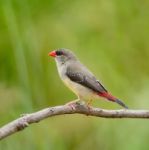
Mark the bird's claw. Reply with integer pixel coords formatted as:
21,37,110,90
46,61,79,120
86,105,93,111
65,102,77,110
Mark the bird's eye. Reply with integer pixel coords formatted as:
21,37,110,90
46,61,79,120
56,50,63,56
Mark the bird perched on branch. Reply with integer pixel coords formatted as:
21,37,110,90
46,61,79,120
49,48,128,109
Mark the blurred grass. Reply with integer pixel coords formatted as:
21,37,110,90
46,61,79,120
0,0,149,149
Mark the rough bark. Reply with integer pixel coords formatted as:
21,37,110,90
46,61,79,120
0,104,149,140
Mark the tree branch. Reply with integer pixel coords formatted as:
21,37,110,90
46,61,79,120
0,104,149,140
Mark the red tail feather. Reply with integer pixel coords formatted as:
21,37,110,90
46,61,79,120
98,92,128,109
98,92,116,101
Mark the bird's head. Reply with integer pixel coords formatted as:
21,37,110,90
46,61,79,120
49,48,77,64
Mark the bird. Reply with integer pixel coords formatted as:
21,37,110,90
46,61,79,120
48,48,128,109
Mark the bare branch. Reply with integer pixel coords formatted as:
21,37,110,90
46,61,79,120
0,104,149,140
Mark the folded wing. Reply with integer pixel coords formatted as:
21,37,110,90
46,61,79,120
66,63,107,93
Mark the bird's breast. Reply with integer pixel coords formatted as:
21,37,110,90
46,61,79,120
63,77,98,100
55,61,98,100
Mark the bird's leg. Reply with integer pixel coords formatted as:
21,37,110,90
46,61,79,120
65,99,82,110
86,99,93,110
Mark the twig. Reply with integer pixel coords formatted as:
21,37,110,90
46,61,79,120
0,104,149,140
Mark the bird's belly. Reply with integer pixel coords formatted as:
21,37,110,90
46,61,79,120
63,78,98,100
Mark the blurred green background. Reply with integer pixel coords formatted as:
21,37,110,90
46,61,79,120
0,0,149,149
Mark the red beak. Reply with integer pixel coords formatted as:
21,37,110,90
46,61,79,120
48,51,56,57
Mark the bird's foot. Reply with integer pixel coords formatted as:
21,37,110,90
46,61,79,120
65,101,78,110
67,103,76,110
65,100,84,110
86,105,92,111
86,99,93,111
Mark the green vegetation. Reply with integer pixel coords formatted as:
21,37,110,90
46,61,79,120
0,0,149,149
